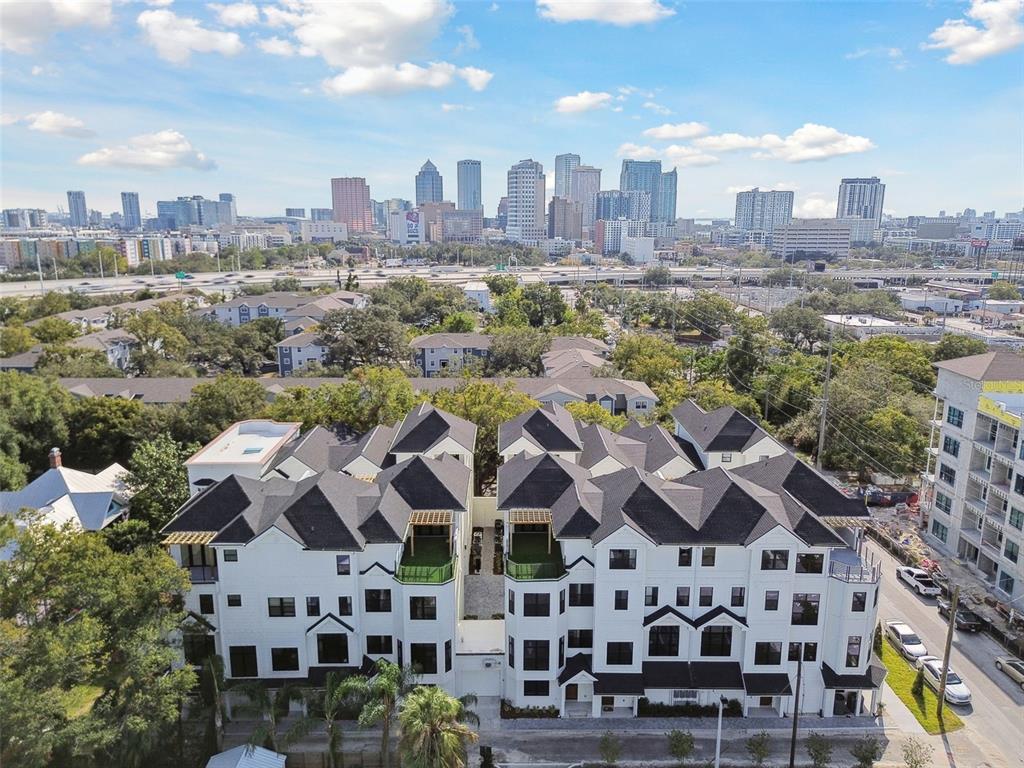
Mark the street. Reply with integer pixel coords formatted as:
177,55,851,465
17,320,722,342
866,539,1024,766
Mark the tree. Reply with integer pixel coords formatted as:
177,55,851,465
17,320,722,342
667,729,694,766
485,327,550,376
353,661,417,768
0,323,35,357
932,333,988,362
724,315,770,394
440,311,476,333
64,396,146,470
30,316,80,345
598,731,621,766
745,730,771,767
610,333,689,389
35,346,124,378
839,336,935,393
233,681,310,753
307,671,367,768
849,735,883,768
769,304,828,352
123,434,198,536
911,668,925,697
0,371,72,484
397,686,478,768
644,265,672,286
565,401,627,431
806,732,833,768
901,736,934,768
987,280,1020,300
320,306,411,372
873,622,883,655
519,283,569,327
482,274,518,296
183,375,268,444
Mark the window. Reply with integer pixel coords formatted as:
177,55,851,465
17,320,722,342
365,589,391,612
791,593,820,625
939,463,956,486
754,642,782,665
199,594,215,615
568,629,593,648
730,587,745,607
935,492,953,515
524,680,549,697
560,589,566,614
678,547,693,566
606,642,633,665
851,592,867,612
673,689,698,703
761,549,789,570
645,586,659,607
721,452,733,463
942,436,960,457
410,643,437,674
700,626,732,657
524,593,550,617
508,637,514,668
223,549,238,562
271,647,300,672
569,583,594,606
410,596,437,620
229,645,258,677
648,626,680,657
764,590,779,611
1009,508,1024,530
946,406,963,428
397,640,402,667
445,640,452,673
338,596,352,616
336,555,351,575
305,596,320,616
931,520,949,544
614,589,629,610
998,571,1016,594
315,634,347,664
226,593,243,608
508,590,514,615
699,586,713,607
676,586,690,607
268,597,295,617
1016,475,1024,496
523,640,550,671
845,636,862,668
803,642,817,662
788,642,801,662
367,635,393,655
609,549,637,569
183,633,215,666
559,637,565,667
701,547,716,566
1005,540,1020,563
796,553,824,574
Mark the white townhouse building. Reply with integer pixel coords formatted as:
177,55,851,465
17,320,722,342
672,401,788,469
922,352,1024,603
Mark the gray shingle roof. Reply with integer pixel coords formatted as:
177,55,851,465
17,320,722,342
498,403,583,453
390,403,476,455
409,332,492,350
671,400,773,453
619,420,697,477
934,351,1024,381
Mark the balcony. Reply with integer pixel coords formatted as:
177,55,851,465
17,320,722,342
506,531,565,580
829,549,879,584
186,565,218,584
395,536,456,584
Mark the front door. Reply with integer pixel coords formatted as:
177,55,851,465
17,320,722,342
759,696,773,707
566,684,578,701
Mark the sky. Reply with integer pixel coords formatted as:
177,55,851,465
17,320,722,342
1,0,1022,221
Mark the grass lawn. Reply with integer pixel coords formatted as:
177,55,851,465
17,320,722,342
880,639,963,735
507,532,564,580
397,536,454,583
63,684,103,719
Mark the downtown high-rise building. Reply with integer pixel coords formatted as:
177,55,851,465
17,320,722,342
554,153,580,200
67,190,88,228
836,177,885,227
121,192,142,230
457,159,482,212
331,177,373,232
734,188,794,232
285,208,306,218
658,168,678,223
619,159,661,222
218,193,237,225
569,165,601,235
506,159,546,244
548,196,582,241
415,160,444,206
311,208,333,221
595,190,651,222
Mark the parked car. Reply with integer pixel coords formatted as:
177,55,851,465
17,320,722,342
915,655,972,705
885,619,929,660
896,566,942,597
936,599,984,631
995,656,1024,690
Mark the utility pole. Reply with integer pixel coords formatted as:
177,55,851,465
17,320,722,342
816,326,834,471
936,585,960,720
788,655,802,768
714,695,726,768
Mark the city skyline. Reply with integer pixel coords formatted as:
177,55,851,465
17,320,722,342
1,0,1022,218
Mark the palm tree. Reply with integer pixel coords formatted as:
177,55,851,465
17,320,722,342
306,672,367,768
398,686,479,768
199,655,227,755
233,680,311,753
353,660,416,768
455,693,479,728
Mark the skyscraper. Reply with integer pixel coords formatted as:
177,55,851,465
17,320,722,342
658,168,677,223
285,208,306,218
218,193,237,225
506,159,546,244
457,159,482,212
67,190,88,228
548,196,582,241
121,192,142,230
311,208,333,222
619,159,662,222
595,190,650,222
836,177,885,227
734,188,794,232
569,165,601,234
415,160,443,206
554,153,581,199
331,177,373,232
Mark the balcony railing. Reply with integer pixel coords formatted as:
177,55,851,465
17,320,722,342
395,559,455,584
186,565,218,583
505,559,566,580
828,560,880,584
505,532,566,581
395,536,456,584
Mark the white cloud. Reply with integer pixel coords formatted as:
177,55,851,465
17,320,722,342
642,101,672,115
554,90,612,113
923,0,1024,64
726,182,799,194
794,195,837,218
454,24,479,54
258,36,297,56
617,142,718,166
23,111,94,138
845,45,907,69
1,0,113,53
537,0,674,26
322,62,492,96
31,65,43,76
208,2,260,27
694,123,875,163
725,185,758,195
78,129,216,170
442,103,473,112
612,106,624,112
489,2,499,10
0,113,19,126
643,121,709,140
137,9,244,65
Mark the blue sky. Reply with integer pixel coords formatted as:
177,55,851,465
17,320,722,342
1,0,1022,220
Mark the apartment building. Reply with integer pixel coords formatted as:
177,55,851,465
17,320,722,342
410,333,492,377
922,352,1024,603
202,290,367,327
275,332,329,375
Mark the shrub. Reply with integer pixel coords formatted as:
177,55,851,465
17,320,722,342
746,730,771,767
850,735,883,768
667,729,695,765
902,736,934,768
637,697,742,718
911,668,925,697
806,732,833,768
873,623,883,654
599,731,622,766
499,699,558,719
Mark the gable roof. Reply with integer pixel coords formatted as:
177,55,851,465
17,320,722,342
620,420,698,477
934,351,1024,381
730,452,869,519
268,425,347,477
578,422,646,472
409,332,491,350
498,403,582,453
548,336,609,355
206,745,286,768
671,400,774,453
0,463,130,531
274,331,326,349
390,402,476,455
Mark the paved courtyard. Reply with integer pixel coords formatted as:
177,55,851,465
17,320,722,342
464,526,503,618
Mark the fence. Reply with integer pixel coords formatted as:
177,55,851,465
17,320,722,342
284,749,383,768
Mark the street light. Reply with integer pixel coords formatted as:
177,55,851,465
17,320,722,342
714,695,728,767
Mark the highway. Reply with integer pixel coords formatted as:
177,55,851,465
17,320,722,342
0,264,1007,299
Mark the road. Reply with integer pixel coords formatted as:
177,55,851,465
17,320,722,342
866,539,1024,766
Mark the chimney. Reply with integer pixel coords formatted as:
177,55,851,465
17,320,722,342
49,447,62,468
